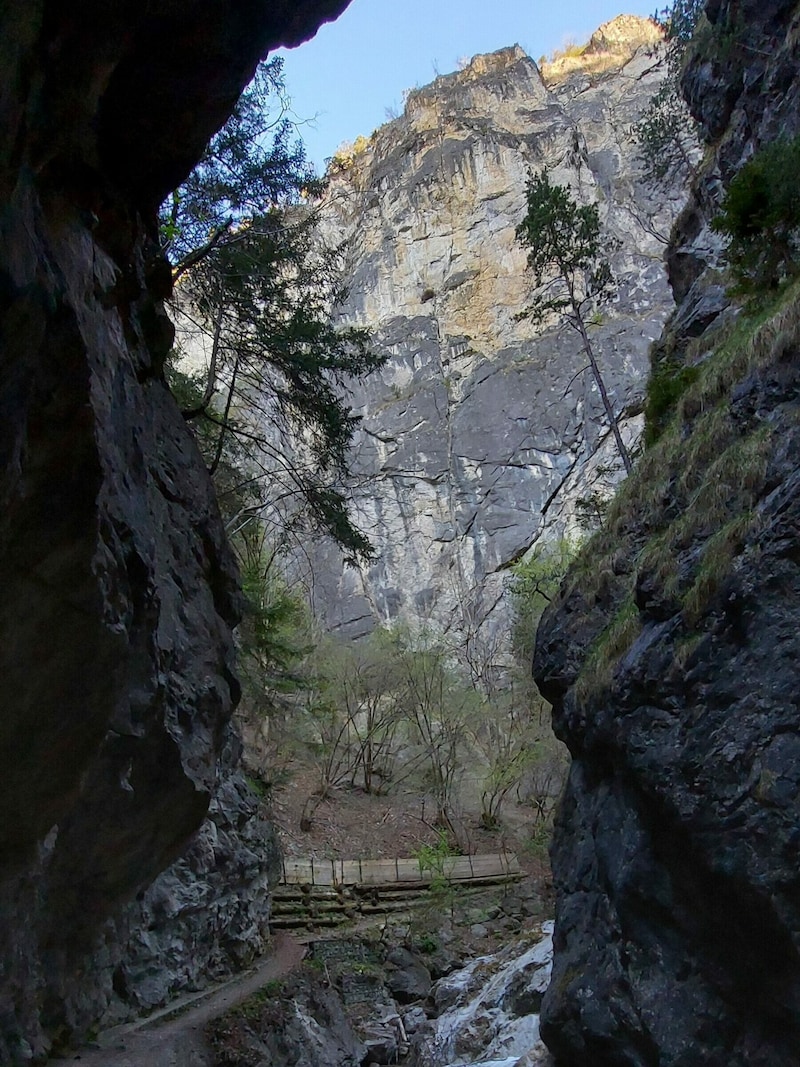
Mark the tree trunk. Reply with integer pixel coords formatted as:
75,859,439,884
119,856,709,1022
573,309,633,474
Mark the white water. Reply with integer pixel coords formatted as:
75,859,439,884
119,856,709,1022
414,922,554,1067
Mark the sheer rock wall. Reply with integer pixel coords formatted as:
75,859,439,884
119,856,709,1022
0,1,348,1059
535,3,800,1064
309,19,692,653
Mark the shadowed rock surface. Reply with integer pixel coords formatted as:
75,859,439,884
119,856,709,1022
535,2,800,1063
0,1,349,1059
106,738,282,1025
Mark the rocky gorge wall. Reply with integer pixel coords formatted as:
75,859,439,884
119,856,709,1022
535,2,800,1064
306,17,694,657
0,2,349,1060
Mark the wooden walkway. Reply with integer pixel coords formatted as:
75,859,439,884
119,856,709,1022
271,852,523,930
280,852,521,887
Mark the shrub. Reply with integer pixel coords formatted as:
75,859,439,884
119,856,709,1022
712,136,800,297
644,346,700,446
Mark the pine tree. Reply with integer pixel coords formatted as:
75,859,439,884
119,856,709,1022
635,0,704,187
516,172,632,474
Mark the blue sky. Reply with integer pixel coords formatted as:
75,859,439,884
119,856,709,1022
276,1,656,172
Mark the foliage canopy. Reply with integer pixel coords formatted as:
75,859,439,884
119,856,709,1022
635,0,702,188
161,57,384,562
509,539,578,665
161,60,322,272
653,0,706,46
515,172,615,321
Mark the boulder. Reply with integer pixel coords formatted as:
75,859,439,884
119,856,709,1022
384,947,433,1003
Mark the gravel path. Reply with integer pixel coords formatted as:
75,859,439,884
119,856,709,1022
63,933,306,1067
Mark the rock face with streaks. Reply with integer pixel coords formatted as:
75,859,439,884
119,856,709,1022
0,1,348,1059
534,2,800,1064
308,18,693,650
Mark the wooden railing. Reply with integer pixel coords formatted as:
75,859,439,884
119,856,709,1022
280,852,521,887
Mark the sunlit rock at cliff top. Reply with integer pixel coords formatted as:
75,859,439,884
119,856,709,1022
301,16,694,653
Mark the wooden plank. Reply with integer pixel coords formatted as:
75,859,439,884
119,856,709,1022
359,859,398,885
313,858,335,886
468,854,505,877
283,859,313,884
501,851,521,874
339,860,362,884
396,859,423,882
441,856,474,880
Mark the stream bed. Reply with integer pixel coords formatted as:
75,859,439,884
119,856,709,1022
410,922,554,1067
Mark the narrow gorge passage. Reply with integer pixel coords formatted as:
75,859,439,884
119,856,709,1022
5,2,800,1065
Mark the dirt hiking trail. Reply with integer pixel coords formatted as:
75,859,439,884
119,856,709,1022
61,932,306,1067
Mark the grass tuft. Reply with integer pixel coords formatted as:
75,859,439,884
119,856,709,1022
561,282,800,705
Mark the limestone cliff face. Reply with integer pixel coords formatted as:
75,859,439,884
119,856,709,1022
0,1,348,1059
309,18,692,653
535,3,800,1064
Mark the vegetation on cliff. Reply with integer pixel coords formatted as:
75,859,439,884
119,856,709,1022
712,134,800,298
635,0,703,187
535,0,800,1049
569,115,800,699
554,281,799,705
